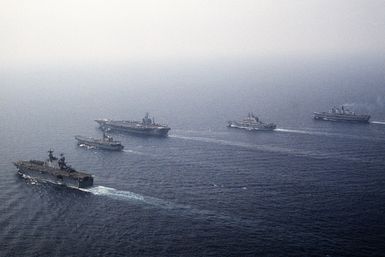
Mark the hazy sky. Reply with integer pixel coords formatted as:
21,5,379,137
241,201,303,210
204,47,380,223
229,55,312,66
0,0,384,67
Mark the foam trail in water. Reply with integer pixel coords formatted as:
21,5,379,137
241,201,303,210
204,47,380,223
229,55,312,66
275,128,374,140
123,149,146,155
123,149,159,158
80,186,145,201
82,186,192,211
80,186,183,209
253,127,378,141
80,185,248,226
371,121,385,125
171,135,256,149
170,134,380,164
275,128,328,136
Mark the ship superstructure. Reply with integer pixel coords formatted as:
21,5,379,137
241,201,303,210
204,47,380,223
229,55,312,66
95,113,170,137
75,133,124,151
313,106,370,123
14,150,94,188
227,113,276,131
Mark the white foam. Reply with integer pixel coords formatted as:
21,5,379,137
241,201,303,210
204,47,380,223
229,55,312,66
81,186,145,201
275,128,324,135
275,128,356,138
123,149,142,154
79,185,258,227
371,121,385,125
81,186,193,211
123,149,156,157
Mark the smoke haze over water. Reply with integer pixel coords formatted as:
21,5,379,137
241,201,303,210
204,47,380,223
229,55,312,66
1,56,384,129
0,0,384,68
1,0,383,121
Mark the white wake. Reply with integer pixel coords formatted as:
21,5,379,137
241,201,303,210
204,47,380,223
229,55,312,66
123,149,146,155
275,128,329,136
80,186,145,201
80,186,178,210
371,121,385,125
170,134,379,163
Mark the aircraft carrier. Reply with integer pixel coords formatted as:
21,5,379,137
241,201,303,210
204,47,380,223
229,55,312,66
313,106,370,123
95,113,170,137
14,150,94,188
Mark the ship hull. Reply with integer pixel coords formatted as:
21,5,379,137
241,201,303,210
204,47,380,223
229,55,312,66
96,120,170,137
14,162,93,188
75,136,124,151
227,122,276,131
313,112,370,123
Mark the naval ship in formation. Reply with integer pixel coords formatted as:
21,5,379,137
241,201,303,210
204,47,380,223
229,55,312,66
227,113,277,131
14,150,94,188
313,106,370,123
14,107,376,189
95,113,170,137
75,133,124,151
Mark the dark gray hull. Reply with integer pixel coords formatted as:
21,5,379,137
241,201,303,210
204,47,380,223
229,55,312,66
14,161,93,188
95,120,170,137
75,136,124,151
313,112,370,123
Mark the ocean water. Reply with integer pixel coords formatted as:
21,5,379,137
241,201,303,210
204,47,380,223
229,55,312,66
1,57,385,256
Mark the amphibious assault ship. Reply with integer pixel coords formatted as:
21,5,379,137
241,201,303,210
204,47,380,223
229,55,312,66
313,106,370,123
75,133,124,151
95,113,170,137
14,150,94,188
227,113,277,131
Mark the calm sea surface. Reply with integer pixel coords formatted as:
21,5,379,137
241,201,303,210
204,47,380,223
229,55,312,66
1,57,385,256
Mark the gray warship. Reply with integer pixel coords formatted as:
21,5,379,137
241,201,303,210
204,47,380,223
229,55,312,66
75,133,124,151
14,150,94,188
313,106,370,123
227,113,277,131
95,113,170,137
